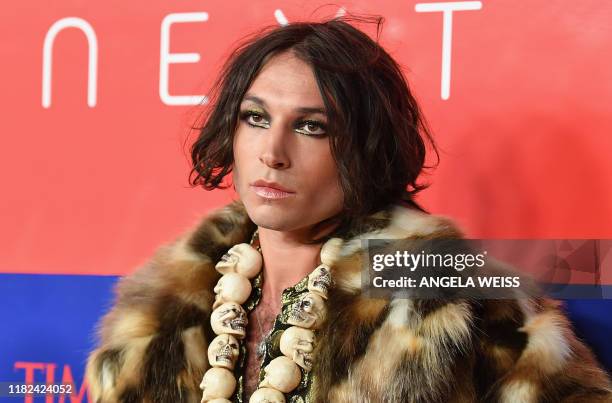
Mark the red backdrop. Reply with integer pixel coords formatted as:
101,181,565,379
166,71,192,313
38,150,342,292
2,0,611,276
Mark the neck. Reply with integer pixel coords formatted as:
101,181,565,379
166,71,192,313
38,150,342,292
256,226,325,312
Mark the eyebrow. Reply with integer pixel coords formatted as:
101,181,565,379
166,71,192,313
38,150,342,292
242,94,327,115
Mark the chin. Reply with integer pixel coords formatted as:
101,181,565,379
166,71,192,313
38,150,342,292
252,216,302,232
244,201,304,231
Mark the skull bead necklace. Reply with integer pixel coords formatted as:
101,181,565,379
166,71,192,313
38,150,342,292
199,230,335,403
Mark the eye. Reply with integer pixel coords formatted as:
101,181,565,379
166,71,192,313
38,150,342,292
296,120,327,137
240,110,270,129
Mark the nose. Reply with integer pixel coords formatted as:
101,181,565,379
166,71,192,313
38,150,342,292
259,122,291,169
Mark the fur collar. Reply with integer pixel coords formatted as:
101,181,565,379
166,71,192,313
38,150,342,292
179,200,464,295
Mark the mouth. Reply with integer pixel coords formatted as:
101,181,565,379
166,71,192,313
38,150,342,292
228,317,247,332
313,280,328,293
251,186,294,199
216,351,233,363
250,180,295,200
219,253,237,264
303,353,313,369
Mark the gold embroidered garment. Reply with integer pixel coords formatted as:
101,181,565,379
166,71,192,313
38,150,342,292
235,271,316,403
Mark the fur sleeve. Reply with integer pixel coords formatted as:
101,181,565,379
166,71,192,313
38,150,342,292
85,202,254,402
478,298,612,402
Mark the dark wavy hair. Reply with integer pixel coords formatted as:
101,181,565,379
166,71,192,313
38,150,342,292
189,15,438,234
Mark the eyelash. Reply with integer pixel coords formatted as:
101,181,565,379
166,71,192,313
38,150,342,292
239,110,327,137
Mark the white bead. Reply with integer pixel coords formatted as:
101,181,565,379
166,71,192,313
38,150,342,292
215,243,262,278
249,387,286,403
199,367,235,401
208,334,240,370
320,237,343,266
213,273,252,309
259,356,301,393
280,326,315,371
211,302,248,338
286,292,327,330
307,264,331,299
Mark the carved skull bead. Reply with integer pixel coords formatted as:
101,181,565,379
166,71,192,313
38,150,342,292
213,273,252,309
215,243,262,279
211,302,248,338
207,334,240,370
248,387,286,403
280,326,315,371
199,367,236,401
286,292,327,329
320,237,343,266
259,356,301,393
307,264,331,298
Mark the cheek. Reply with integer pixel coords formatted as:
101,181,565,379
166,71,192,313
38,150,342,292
232,130,250,192
304,146,343,202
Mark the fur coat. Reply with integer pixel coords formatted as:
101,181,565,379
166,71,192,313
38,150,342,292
86,201,611,402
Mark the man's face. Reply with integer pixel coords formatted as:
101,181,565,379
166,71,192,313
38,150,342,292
232,51,344,234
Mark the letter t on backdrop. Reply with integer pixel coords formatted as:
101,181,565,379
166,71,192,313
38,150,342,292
415,1,482,100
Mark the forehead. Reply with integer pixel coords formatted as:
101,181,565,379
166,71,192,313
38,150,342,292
245,51,324,107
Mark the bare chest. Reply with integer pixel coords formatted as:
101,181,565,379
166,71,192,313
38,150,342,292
243,304,278,399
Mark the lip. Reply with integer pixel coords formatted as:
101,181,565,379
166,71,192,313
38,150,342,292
250,180,295,200
252,180,294,193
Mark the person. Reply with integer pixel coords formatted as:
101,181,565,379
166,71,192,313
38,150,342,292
85,16,611,403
